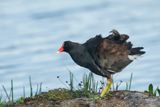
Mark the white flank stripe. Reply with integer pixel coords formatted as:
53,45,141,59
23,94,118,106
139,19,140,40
108,69,116,73
128,55,140,60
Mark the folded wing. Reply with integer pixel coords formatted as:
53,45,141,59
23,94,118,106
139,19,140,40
84,30,145,76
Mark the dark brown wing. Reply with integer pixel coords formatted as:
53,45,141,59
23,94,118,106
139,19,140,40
84,30,145,77
96,39,132,75
84,32,132,75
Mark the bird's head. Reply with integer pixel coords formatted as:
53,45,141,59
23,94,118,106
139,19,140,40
57,41,73,53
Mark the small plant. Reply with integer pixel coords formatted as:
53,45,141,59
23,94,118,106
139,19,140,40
56,71,99,97
144,84,160,96
78,72,98,95
74,72,99,98
112,73,133,91
57,71,99,96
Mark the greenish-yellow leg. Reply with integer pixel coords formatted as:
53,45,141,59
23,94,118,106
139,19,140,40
100,79,112,97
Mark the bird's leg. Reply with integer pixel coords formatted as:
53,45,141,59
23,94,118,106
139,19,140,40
100,77,112,97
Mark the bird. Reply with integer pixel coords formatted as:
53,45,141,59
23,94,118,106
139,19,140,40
57,29,145,97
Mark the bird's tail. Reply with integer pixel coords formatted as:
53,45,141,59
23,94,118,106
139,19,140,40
128,47,145,60
130,47,145,55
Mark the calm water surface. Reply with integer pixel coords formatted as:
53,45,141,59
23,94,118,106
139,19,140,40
0,0,160,99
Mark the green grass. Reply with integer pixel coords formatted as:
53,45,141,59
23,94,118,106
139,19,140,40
56,71,135,98
144,84,160,96
1,80,14,104
0,76,42,106
57,72,99,98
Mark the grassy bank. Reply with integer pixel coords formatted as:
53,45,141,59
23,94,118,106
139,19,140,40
0,72,159,107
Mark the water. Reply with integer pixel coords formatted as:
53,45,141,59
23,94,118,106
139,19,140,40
0,0,160,99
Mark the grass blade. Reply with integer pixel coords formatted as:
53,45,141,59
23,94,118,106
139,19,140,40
2,85,10,102
69,71,74,92
23,86,25,98
11,80,14,103
29,76,33,97
157,88,160,96
39,82,42,94
35,84,39,95
148,84,153,95
129,73,133,91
